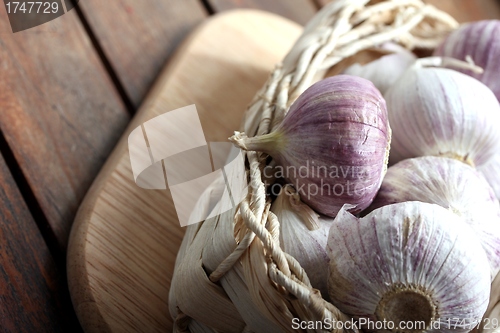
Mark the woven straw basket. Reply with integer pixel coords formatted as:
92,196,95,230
169,1,500,332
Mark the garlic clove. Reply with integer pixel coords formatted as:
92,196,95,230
231,75,392,217
327,202,491,332
479,152,500,202
385,58,500,167
271,184,330,299
343,42,416,94
369,156,500,280
434,20,500,102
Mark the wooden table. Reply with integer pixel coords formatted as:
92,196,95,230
1,0,499,331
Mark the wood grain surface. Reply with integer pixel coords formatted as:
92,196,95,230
0,153,80,333
67,10,302,332
76,0,207,108
425,0,500,22
316,0,500,22
0,9,130,253
206,0,318,24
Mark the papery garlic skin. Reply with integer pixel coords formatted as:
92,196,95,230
327,202,491,332
271,185,330,298
370,156,500,280
344,43,416,94
385,62,500,166
479,153,500,202
434,20,500,101
231,75,391,217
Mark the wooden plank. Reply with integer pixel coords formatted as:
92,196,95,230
0,153,81,332
76,0,207,108
425,0,500,22
0,9,130,252
67,10,302,332
315,0,500,22
207,0,318,25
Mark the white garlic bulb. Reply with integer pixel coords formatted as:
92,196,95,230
327,202,491,332
370,156,500,280
385,57,500,167
232,75,391,217
271,185,330,298
343,43,416,94
479,153,500,202
434,20,500,101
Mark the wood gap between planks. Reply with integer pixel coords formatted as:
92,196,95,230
66,0,136,115
310,0,325,10
0,130,65,267
199,0,216,15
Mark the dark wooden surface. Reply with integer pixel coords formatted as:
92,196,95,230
426,0,500,22
0,153,80,333
316,0,500,22
76,0,207,108
207,0,318,25
0,0,499,331
0,9,130,253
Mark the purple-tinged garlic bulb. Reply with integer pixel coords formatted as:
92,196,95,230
370,156,500,280
271,185,330,298
434,20,500,101
231,75,391,217
479,153,500,202
344,43,416,94
385,57,500,167
327,202,491,332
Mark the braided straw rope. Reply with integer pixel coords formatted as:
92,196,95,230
169,1,459,332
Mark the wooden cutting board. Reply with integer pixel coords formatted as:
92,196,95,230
67,10,302,333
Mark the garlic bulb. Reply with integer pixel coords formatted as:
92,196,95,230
231,75,391,217
271,184,330,298
479,153,500,201
344,43,416,94
327,202,491,332
434,20,500,101
385,57,500,167
370,156,500,280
